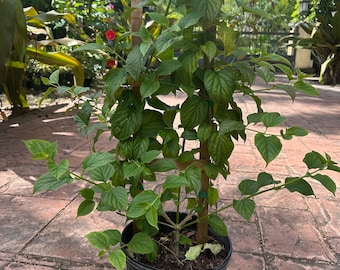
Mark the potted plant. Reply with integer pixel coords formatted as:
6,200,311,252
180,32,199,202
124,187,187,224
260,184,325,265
24,0,339,269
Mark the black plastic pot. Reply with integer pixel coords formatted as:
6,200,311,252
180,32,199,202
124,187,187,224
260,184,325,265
121,212,232,270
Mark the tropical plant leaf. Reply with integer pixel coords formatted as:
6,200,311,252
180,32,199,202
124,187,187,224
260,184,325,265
24,139,57,160
125,45,148,81
303,151,327,169
104,68,128,99
238,179,259,195
204,69,235,104
33,172,73,193
179,11,202,30
88,164,115,182
140,79,160,99
255,133,282,165
77,200,95,216
294,81,319,96
163,175,189,189
208,215,227,236
312,174,336,196
157,59,182,75
233,199,255,221
261,112,285,128
108,250,126,270
181,96,209,129
82,152,115,171
110,105,143,140
208,132,234,165
47,159,69,180
149,158,177,172
87,231,110,250
128,232,156,254
285,177,314,196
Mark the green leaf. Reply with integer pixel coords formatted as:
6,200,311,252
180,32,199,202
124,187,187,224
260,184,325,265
178,51,200,84
101,187,128,211
197,122,212,143
163,175,189,189
328,163,340,172
104,69,128,99
181,96,209,129
303,151,327,169
110,105,143,140
178,151,195,163
77,200,95,216
24,139,57,160
208,132,234,165
257,172,279,187
108,250,126,270
128,232,156,254
204,69,235,104
255,133,282,165
56,86,70,95
219,120,245,135
311,174,336,196
257,66,275,83
127,191,159,219
243,6,271,20
86,231,110,250
49,70,60,85
79,188,94,200
219,23,236,56
82,152,114,171
208,215,227,236
74,101,92,128
155,31,183,56
208,187,219,206
274,64,293,80
149,158,177,172
104,229,121,246
132,137,149,160
184,166,202,195
88,164,115,182
147,12,168,26
157,59,182,75
294,81,319,96
33,172,73,193
179,11,202,30
125,45,148,81
193,0,223,28
47,159,69,179
285,177,314,196
247,113,265,124
140,79,160,99
146,205,159,229
286,126,308,137
233,199,255,221
238,180,259,195
257,53,291,66
275,84,296,101
261,112,285,127
141,150,161,164
139,110,166,137
202,41,217,63
123,162,144,178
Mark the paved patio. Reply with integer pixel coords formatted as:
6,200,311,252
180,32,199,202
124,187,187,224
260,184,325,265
0,77,340,269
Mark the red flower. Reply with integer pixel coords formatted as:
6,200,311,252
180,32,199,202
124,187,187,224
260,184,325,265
107,59,117,68
105,29,116,41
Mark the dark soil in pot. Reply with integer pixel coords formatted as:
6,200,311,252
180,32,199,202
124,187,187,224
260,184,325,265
122,213,232,270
